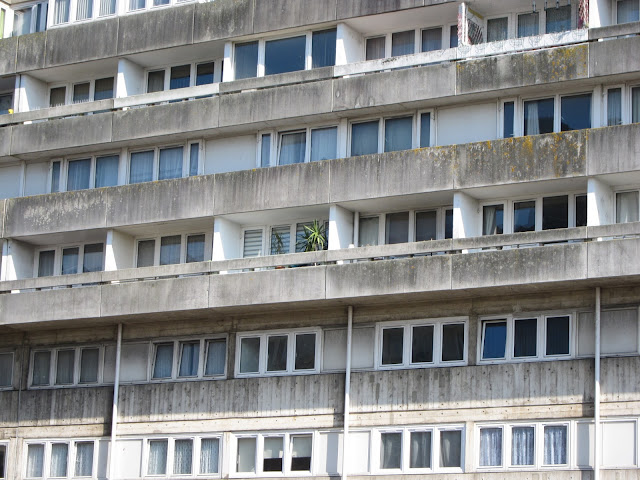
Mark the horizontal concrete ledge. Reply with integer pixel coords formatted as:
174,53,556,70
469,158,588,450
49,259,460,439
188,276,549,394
588,20,640,40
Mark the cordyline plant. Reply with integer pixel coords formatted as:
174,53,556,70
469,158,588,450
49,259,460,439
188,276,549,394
297,220,327,252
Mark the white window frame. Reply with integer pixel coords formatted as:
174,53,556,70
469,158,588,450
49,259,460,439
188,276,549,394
139,435,223,478
28,345,110,389
0,351,14,391
348,115,421,157
256,130,276,168
33,242,105,277
235,329,322,378
575,306,640,358
267,125,340,167
0,441,7,480
134,231,211,268
613,0,640,24
602,84,630,127
24,439,101,480
419,25,447,54
47,76,116,107
59,153,121,192
476,424,506,470
416,109,436,148
520,90,597,136
613,187,640,224
144,61,217,94
498,98,518,138
128,142,202,184
375,318,468,370
241,218,329,258
11,1,47,35
149,336,228,382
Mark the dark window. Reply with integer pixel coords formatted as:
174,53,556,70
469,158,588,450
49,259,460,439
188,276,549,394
607,88,622,126
561,94,591,131
38,250,55,277
440,431,462,467
95,155,119,188
411,325,434,363
380,432,402,469
51,161,61,193
518,12,540,37
170,65,191,90
487,17,509,42
67,158,91,191
196,62,215,86
294,334,315,370
442,323,464,361
524,98,554,135
61,247,79,275
449,25,458,47
147,70,164,93
575,195,587,227
422,27,442,52
160,235,180,265
235,41,258,80
366,37,385,60
351,121,379,156
265,36,306,76
409,432,431,468
50,86,66,107
384,116,413,153
261,134,271,168
391,30,415,57
385,212,409,244
73,82,90,103
94,77,114,100
546,316,570,355
267,335,287,372
136,240,155,268
186,234,205,263
542,195,568,230
83,243,104,273
514,201,536,233
382,328,404,365
0,444,5,479
503,101,515,138
546,5,572,33
416,211,437,241
445,209,453,239
514,318,537,357
483,205,504,235
482,321,507,359
312,29,336,68
420,112,431,147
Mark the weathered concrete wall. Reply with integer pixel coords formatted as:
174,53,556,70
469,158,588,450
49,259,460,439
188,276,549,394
587,124,640,175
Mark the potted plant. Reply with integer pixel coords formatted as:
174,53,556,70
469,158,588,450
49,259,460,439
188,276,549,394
297,220,327,253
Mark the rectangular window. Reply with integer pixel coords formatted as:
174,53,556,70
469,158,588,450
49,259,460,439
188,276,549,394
128,0,144,10
439,430,462,468
148,440,168,475
243,229,263,258
278,131,306,165
415,211,437,241
50,443,68,477
178,341,199,377
503,101,515,138
147,70,165,93
487,17,509,42
67,158,91,191
160,235,181,265
51,161,61,193
575,194,587,227
174,439,193,475
511,426,535,465
270,226,290,255
617,0,640,24
130,150,154,184
366,37,386,60
380,432,402,469
543,425,567,465
196,62,214,86
632,87,640,123
385,211,409,244
95,155,119,188
137,240,155,268
159,146,183,180
294,333,316,370
546,316,570,356
0,93,10,115
73,83,90,103
265,36,306,76
542,195,568,230
513,200,536,233
186,234,205,263
189,143,199,176
205,339,226,376
74,442,94,477
53,0,69,24
260,134,272,168
200,438,220,474
422,27,442,52
479,427,502,467
441,323,464,362
239,337,260,374
27,444,45,478
99,0,115,15
616,191,639,223
518,12,539,37
310,127,337,162
312,29,336,68
483,205,503,235
514,318,537,358
263,437,284,472
391,30,415,57
449,25,458,48
50,87,66,107
384,116,412,153
420,112,431,148
38,250,55,277
0,444,5,479
411,325,434,364
0,353,12,387
79,348,99,383
94,77,114,101
237,438,256,473
382,327,404,365
267,335,288,372
445,209,453,239
409,431,431,469
290,435,312,471
55,350,75,385
546,5,572,33
482,321,507,360
607,88,623,126
32,351,51,386
152,343,174,379
235,41,259,80
351,121,379,157
524,98,554,135
561,94,591,131
358,216,379,247
170,65,191,90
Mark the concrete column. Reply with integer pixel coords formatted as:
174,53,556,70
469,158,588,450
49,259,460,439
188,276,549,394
587,178,614,226
116,58,145,98
0,239,7,281
16,74,48,112
222,42,234,82
329,205,354,251
453,191,480,239
105,230,135,271
2,239,35,280
590,0,612,27
212,217,242,261
336,23,365,66
337,119,349,159
118,148,128,186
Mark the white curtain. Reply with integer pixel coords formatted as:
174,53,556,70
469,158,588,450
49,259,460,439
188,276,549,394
310,127,337,162
487,17,508,42
32,352,50,386
633,87,640,123
199,438,219,474
525,101,540,135
56,350,75,385
351,121,379,156
439,430,461,467
483,205,503,235
546,6,571,33
608,88,623,126
279,132,306,165
239,337,260,373
99,0,115,15
512,426,535,465
137,240,155,268
173,440,193,474
380,433,401,469
79,348,99,383
178,342,199,377
236,438,256,473
67,159,91,191
616,191,639,223
544,426,567,465
129,0,144,10
75,442,94,477
359,217,379,247
189,143,199,176
421,27,442,52
160,235,181,265
95,155,118,188
53,0,69,24
27,445,45,478
159,147,183,180
62,247,79,275
479,428,502,466
38,250,55,277
618,0,640,24
152,344,173,379
186,235,205,263
50,443,69,477
518,12,539,37
391,31,415,57
366,37,385,60
205,339,226,376
76,0,92,21
384,117,412,153
409,431,431,468
130,151,154,184
147,440,167,475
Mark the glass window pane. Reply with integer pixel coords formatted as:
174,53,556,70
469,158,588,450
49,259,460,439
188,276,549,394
514,201,536,233
312,28,336,68
159,146,183,180
170,64,190,90
608,88,623,126
311,127,338,162
442,323,464,362
546,5,572,33
243,229,263,258
38,250,55,277
83,243,103,273
518,12,540,37
366,36,385,60
524,98,554,135
94,77,114,100
128,0,144,11
382,327,403,365
261,134,271,168
440,430,462,468
173,439,193,475
236,438,256,473
147,70,164,93
391,30,415,57
189,143,199,176
270,226,290,255
352,121,379,156
279,131,306,165
419,112,431,148
561,94,591,131
544,425,567,465
358,216,379,247
137,240,155,267
409,431,431,468
617,0,639,23
196,62,214,86
50,443,68,478
79,348,99,383
75,442,94,477
546,316,570,355
263,437,284,472
483,205,504,235
416,211,437,241
27,444,45,477
482,321,507,359
575,194,587,227
205,339,226,376
449,25,458,48
616,191,639,223
295,333,316,370
200,438,220,474
239,337,260,373
480,428,502,466
148,440,168,475
422,27,442,52
380,432,402,469
95,155,119,188
487,17,508,42
50,86,66,107
235,41,258,80
291,435,312,471
384,116,412,153
267,335,288,372
160,235,181,265
130,150,154,184
32,351,51,386
178,341,199,377
543,195,568,230
61,247,79,275
504,101,515,138
445,209,453,239
152,343,173,379
52,161,61,193
73,82,90,103
0,353,12,387
411,325,434,363
385,211,409,244
13,9,33,37
265,36,306,75
512,426,535,465
633,87,640,123
67,158,91,191
186,234,205,263
514,318,537,357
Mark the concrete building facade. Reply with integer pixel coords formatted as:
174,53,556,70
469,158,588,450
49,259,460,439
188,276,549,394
0,0,640,478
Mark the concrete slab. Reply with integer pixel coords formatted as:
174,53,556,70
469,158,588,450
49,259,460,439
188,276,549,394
587,124,640,176
193,0,254,43
15,32,46,72
0,36,17,75
45,17,119,67
253,0,336,34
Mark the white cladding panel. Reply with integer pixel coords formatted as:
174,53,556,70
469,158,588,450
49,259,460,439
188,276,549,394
24,162,48,197
204,135,256,174
436,103,497,146
0,165,21,199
